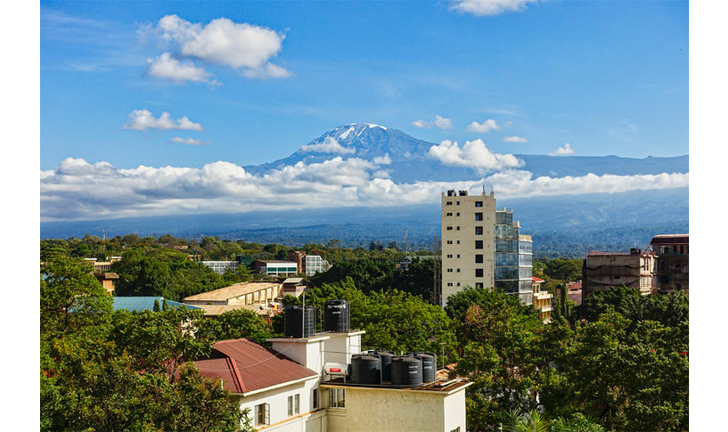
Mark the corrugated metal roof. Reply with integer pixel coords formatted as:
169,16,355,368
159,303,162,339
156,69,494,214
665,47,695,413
183,282,280,302
112,297,200,312
195,339,317,394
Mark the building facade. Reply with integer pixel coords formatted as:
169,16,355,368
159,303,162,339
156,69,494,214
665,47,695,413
252,260,299,277
440,189,496,306
650,234,689,294
201,260,239,275
583,249,658,297
183,281,281,307
531,277,553,323
493,210,533,304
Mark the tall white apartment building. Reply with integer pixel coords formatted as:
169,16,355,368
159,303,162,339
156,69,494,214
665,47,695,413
440,188,496,306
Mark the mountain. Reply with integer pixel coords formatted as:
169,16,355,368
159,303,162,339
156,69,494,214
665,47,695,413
245,123,688,182
41,123,689,256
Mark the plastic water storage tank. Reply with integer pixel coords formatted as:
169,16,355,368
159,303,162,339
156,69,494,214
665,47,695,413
372,350,395,382
284,305,315,338
391,355,423,387
413,352,437,383
324,300,350,332
350,354,382,385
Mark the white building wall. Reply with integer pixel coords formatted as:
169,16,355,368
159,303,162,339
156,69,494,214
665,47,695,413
237,376,324,431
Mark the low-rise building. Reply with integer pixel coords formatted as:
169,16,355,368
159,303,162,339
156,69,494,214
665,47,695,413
565,281,583,305
252,260,299,277
94,272,118,294
183,281,281,307
531,277,553,323
201,260,240,275
583,249,658,297
281,278,309,298
194,325,471,431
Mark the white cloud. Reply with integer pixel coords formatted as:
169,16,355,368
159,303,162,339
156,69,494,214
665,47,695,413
412,115,452,130
154,15,290,79
372,153,392,165
146,52,214,83
40,157,689,222
428,139,523,172
172,137,208,146
550,143,575,156
300,136,355,154
450,0,539,17
124,109,204,132
466,119,500,133
504,136,528,143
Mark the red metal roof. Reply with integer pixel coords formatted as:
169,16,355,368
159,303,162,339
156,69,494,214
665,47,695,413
532,277,545,283
195,338,317,394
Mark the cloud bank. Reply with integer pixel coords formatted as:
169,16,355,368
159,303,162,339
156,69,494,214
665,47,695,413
300,137,356,154
40,157,689,222
412,115,452,130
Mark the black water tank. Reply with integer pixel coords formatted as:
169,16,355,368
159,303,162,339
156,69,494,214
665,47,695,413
414,352,437,383
350,354,381,385
391,355,423,387
284,305,315,338
372,351,394,382
324,300,350,332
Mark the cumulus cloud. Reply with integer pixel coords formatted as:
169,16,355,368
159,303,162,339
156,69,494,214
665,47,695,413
372,153,392,165
152,14,290,79
466,119,500,133
504,136,528,143
412,115,452,130
172,137,208,146
300,136,356,154
124,109,203,132
40,157,689,222
146,52,215,83
550,143,575,156
450,0,539,16
428,139,523,172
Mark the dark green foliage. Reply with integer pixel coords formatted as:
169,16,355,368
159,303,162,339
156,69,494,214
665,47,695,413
40,257,253,431
578,285,689,328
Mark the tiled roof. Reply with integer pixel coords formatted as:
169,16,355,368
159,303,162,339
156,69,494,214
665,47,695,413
195,339,317,394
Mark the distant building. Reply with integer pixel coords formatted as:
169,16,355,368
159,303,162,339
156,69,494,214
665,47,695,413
201,260,239,275
440,188,497,306
281,277,309,298
532,277,553,323
252,260,299,277
183,281,281,308
565,281,583,305
304,255,330,276
583,249,658,297
650,234,689,295
494,209,533,304
94,272,118,294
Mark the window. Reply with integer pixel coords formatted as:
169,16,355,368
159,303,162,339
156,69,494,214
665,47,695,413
476,269,484,277
475,254,483,263
447,240,453,245
457,268,460,273
329,388,346,408
457,254,460,258
456,226,460,231
475,201,483,207
475,283,483,289
457,282,461,286
446,201,452,205
256,403,270,426
475,212,483,221
475,240,483,249
447,254,453,258
447,282,453,287
446,212,452,217
456,240,460,245
446,226,453,231
475,226,483,235
287,394,300,416
313,388,319,410
456,212,460,217
288,396,293,416
447,268,453,273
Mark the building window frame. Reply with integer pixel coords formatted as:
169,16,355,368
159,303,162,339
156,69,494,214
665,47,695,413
256,403,270,426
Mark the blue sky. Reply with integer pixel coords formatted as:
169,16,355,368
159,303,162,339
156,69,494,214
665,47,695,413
40,0,688,171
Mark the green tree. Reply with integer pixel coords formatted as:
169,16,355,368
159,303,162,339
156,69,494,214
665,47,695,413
200,308,273,345
112,249,172,297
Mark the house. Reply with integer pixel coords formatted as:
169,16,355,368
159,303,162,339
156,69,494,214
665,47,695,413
94,272,118,294
183,281,281,308
565,281,583,305
195,317,471,431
